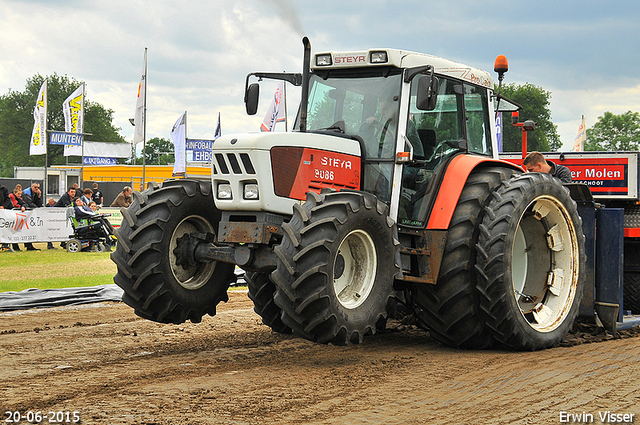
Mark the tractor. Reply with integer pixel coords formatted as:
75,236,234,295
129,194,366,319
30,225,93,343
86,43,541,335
112,38,589,350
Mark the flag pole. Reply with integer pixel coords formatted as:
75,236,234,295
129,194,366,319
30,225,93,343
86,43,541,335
183,111,187,176
43,79,48,197
283,79,288,132
142,48,147,189
80,82,86,187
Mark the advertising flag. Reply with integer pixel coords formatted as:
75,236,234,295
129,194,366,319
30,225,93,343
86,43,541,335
171,112,187,175
63,84,84,156
134,49,147,145
260,81,285,132
572,115,586,152
215,112,221,139
29,80,47,156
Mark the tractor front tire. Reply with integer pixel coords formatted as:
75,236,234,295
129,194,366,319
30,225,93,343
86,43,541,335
271,190,400,345
111,179,236,324
476,173,585,350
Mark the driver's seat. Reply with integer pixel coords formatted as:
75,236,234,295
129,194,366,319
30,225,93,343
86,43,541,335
417,129,436,158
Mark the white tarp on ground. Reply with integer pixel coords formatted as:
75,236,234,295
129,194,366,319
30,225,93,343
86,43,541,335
0,208,72,243
0,285,124,311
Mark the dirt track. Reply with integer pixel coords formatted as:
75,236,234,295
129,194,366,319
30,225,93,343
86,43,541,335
2,291,639,425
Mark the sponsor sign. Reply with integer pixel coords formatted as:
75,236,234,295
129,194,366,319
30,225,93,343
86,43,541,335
50,131,83,146
0,208,72,243
83,157,117,165
186,139,214,162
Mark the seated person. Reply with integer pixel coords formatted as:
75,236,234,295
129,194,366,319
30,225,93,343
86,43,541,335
74,198,97,225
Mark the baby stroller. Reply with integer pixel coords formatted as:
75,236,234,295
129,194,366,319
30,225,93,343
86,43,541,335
65,207,117,253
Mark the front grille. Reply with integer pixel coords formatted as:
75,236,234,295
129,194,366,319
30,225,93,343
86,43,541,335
213,153,256,175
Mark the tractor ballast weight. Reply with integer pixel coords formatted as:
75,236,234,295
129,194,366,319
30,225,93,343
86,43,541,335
112,37,633,351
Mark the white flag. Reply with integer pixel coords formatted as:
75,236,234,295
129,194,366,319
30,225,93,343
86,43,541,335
29,81,47,156
171,112,187,175
571,115,586,152
133,49,147,145
63,84,84,157
260,81,285,132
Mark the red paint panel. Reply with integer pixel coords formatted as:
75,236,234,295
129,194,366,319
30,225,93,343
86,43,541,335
271,147,361,200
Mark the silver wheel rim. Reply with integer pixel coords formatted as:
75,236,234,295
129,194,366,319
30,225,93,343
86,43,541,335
511,195,579,332
169,215,217,290
333,229,377,309
68,240,80,253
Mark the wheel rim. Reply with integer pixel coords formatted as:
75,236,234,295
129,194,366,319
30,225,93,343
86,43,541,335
68,240,80,253
510,195,579,332
169,215,217,290
333,229,377,309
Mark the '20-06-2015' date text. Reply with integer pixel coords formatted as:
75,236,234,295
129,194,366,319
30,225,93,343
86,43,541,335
5,411,80,423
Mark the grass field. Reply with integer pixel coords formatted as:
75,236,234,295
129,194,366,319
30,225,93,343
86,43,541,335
0,242,115,293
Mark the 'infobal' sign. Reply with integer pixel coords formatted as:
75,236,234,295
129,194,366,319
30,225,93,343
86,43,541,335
49,131,83,146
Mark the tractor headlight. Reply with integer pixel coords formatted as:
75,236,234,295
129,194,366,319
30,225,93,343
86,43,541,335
370,51,388,64
315,54,332,66
243,183,259,200
217,183,232,199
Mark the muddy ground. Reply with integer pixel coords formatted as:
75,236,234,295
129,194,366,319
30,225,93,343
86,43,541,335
1,291,639,425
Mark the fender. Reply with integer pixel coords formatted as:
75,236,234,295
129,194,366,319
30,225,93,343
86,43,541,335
426,155,524,230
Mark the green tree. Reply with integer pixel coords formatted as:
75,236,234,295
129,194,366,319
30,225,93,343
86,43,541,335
140,137,175,165
498,83,561,153
584,111,640,151
0,73,127,177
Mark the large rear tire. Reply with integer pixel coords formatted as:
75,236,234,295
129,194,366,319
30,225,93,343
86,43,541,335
271,190,401,345
411,167,514,349
111,179,236,324
246,272,291,334
476,173,585,350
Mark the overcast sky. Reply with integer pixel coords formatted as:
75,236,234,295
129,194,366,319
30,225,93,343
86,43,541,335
1,0,639,151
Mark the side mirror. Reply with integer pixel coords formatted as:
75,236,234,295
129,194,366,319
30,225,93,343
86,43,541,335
245,83,260,115
416,75,438,111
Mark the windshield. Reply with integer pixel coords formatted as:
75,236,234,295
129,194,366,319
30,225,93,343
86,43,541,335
302,69,403,159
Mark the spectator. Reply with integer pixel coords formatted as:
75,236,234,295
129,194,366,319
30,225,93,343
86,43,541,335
110,186,133,208
53,187,76,249
23,183,43,208
54,187,76,207
81,188,93,206
91,182,103,207
46,198,56,249
21,184,42,251
74,197,97,223
8,185,27,251
523,151,572,184
0,184,11,252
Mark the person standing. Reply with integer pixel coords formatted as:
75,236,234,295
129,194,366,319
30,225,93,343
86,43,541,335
8,184,27,251
523,151,572,183
23,183,43,208
54,187,76,207
46,197,56,249
0,184,12,252
110,186,133,208
21,184,43,251
81,188,93,206
92,182,103,207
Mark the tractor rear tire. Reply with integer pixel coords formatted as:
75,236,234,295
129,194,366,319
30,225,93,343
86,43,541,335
271,190,401,345
246,272,291,334
411,167,514,349
111,179,236,324
476,173,585,350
